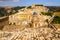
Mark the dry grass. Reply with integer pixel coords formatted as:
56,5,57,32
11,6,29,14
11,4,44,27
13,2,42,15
54,12,60,17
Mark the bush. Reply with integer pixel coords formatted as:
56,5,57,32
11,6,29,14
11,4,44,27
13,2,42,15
51,16,60,24
41,11,53,16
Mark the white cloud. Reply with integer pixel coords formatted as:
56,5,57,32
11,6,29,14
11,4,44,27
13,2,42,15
0,0,19,2
0,0,10,1
13,0,19,2
0,0,11,2
0,1,3,2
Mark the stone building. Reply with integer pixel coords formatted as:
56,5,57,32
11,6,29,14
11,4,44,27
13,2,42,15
9,4,51,28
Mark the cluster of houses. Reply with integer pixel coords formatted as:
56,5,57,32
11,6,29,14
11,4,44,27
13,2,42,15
9,4,52,28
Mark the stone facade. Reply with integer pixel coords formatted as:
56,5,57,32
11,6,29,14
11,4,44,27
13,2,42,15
9,4,51,27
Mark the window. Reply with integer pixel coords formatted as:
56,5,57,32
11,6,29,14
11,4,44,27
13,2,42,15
33,12,37,15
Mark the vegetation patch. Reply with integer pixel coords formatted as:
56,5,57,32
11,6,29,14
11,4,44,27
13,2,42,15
41,11,53,16
54,12,60,17
51,16,60,24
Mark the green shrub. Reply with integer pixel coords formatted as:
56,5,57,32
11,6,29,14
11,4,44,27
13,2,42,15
51,16,60,24
41,11,53,16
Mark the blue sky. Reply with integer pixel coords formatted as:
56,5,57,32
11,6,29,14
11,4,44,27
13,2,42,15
0,0,60,6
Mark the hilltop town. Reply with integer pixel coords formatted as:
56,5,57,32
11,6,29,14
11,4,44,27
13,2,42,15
0,4,60,40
